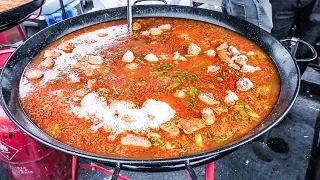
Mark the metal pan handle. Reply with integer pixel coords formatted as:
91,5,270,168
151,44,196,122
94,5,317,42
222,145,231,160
280,37,318,62
133,0,167,5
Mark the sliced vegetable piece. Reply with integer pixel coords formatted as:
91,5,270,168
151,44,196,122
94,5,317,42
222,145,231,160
151,136,164,147
195,134,203,147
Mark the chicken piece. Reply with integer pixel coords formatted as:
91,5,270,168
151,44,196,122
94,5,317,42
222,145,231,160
150,28,163,36
178,118,206,134
241,64,261,73
232,55,248,66
204,49,216,57
228,46,241,56
141,30,150,36
144,54,159,62
159,54,169,60
125,63,139,70
236,78,254,91
198,93,220,105
173,51,187,61
25,69,43,80
158,24,172,31
228,63,241,70
187,43,202,56
217,50,233,64
160,122,180,136
224,90,239,105
246,51,255,56
88,55,104,65
132,22,142,31
121,134,152,148
39,57,55,69
201,108,215,125
57,42,74,53
122,50,135,62
98,33,108,37
207,65,220,73
87,79,97,89
174,90,186,98
216,42,229,51
44,50,61,58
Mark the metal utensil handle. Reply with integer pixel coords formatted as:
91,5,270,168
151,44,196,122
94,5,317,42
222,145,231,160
185,160,198,180
133,0,168,5
280,37,318,62
127,0,133,32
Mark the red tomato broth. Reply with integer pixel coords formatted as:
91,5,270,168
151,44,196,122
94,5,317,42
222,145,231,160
19,18,280,158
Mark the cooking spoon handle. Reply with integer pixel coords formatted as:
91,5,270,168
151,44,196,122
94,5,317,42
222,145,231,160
127,0,133,32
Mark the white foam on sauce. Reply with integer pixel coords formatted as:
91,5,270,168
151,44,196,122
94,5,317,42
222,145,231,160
20,25,128,98
70,92,176,134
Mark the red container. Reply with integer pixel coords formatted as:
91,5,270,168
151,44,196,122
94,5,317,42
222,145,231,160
0,105,72,180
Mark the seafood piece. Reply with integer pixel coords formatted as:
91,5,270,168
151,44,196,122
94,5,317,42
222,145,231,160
25,69,43,80
187,43,202,55
198,93,220,105
121,134,152,148
201,108,215,125
122,50,135,62
160,122,180,136
178,118,206,134
236,78,254,91
144,54,159,62
224,90,239,105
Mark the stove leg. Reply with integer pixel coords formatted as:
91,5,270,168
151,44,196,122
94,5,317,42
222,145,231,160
205,162,215,180
71,156,79,180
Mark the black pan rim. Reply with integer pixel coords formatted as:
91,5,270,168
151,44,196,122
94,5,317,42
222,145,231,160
0,5,301,166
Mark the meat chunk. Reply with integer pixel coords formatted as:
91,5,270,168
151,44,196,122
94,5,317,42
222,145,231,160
232,55,248,66
241,64,261,73
228,46,240,56
174,90,186,98
150,28,163,36
121,134,152,148
207,65,220,73
39,57,55,69
44,50,61,58
132,22,142,31
122,50,135,62
224,90,239,105
178,118,206,134
173,51,187,61
204,49,216,57
57,42,73,53
216,42,229,51
25,69,43,80
144,54,159,62
158,24,172,31
217,50,233,64
236,78,254,91
125,63,139,70
201,108,215,125
178,33,190,40
187,43,202,56
198,93,220,105
160,122,180,136
88,55,104,65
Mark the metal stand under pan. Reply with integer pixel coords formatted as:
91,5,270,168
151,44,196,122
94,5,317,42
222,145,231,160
71,150,233,180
